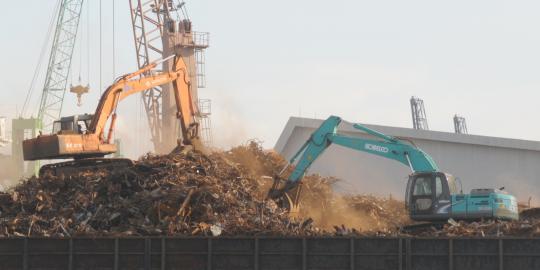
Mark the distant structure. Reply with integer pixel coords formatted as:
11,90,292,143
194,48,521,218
11,118,40,176
0,117,7,147
129,0,211,152
454,115,468,134
410,96,429,130
198,99,213,146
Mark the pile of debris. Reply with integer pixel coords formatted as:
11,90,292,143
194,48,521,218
408,217,540,238
345,195,411,230
0,147,322,237
225,141,411,234
0,140,538,238
0,140,416,237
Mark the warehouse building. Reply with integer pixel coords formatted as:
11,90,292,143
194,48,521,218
275,117,540,205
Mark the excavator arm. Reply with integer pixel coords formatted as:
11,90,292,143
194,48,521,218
268,115,438,211
90,55,198,145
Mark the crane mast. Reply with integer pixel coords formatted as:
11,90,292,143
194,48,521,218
129,0,210,153
37,0,84,133
129,0,168,152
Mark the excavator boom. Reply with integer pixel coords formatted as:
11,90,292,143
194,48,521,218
268,115,438,212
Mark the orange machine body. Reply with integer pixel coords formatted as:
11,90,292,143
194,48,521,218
23,134,115,160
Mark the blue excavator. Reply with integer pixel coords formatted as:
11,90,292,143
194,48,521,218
268,116,519,221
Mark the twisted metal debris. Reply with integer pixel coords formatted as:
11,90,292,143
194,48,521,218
0,141,538,238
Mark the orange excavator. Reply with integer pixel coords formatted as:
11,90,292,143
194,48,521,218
23,55,201,176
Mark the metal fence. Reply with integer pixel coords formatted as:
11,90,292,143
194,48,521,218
0,237,539,270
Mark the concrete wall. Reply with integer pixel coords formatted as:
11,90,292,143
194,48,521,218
275,117,540,205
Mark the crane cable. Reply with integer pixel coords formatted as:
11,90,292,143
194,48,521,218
86,0,90,85
20,0,62,118
77,14,82,83
99,0,102,95
73,0,83,85
112,0,116,79
176,1,190,21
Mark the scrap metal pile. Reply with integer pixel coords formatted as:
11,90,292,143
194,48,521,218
0,141,538,237
408,218,540,237
0,145,318,237
224,142,410,234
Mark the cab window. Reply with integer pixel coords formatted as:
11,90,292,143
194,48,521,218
446,175,458,194
77,120,88,134
413,177,432,196
53,121,62,134
435,176,442,197
61,121,74,131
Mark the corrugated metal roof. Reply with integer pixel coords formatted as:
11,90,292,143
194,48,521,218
275,117,540,153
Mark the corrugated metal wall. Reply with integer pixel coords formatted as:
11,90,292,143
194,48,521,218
0,237,539,270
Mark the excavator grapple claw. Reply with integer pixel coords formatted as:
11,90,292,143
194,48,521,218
267,177,303,215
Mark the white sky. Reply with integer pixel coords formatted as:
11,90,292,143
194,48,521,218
2,0,540,158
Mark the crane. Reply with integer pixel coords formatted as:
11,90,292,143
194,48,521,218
129,0,210,153
36,0,84,133
23,55,201,177
268,116,519,221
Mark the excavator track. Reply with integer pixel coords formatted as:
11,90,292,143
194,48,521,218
39,158,134,177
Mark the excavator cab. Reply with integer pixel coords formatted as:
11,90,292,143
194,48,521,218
406,172,519,221
52,114,93,135
406,172,458,221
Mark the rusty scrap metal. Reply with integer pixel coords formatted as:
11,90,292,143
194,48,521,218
0,140,538,238
0,147,318,237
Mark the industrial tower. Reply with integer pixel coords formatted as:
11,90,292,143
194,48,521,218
37,0,84,133
410,96,429,130
129,0,210,153
454,115,468,134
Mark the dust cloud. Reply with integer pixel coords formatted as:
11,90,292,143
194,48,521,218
225,141,411,232
113,115,153,159
0,156,24,191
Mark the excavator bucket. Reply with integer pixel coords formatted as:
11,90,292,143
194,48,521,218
170,138,209,156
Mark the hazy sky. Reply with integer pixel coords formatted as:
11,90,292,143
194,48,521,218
2,0,540,158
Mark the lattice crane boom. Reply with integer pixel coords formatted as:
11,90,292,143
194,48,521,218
37,0,84,133
129,0,210,152
129,0,174,152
